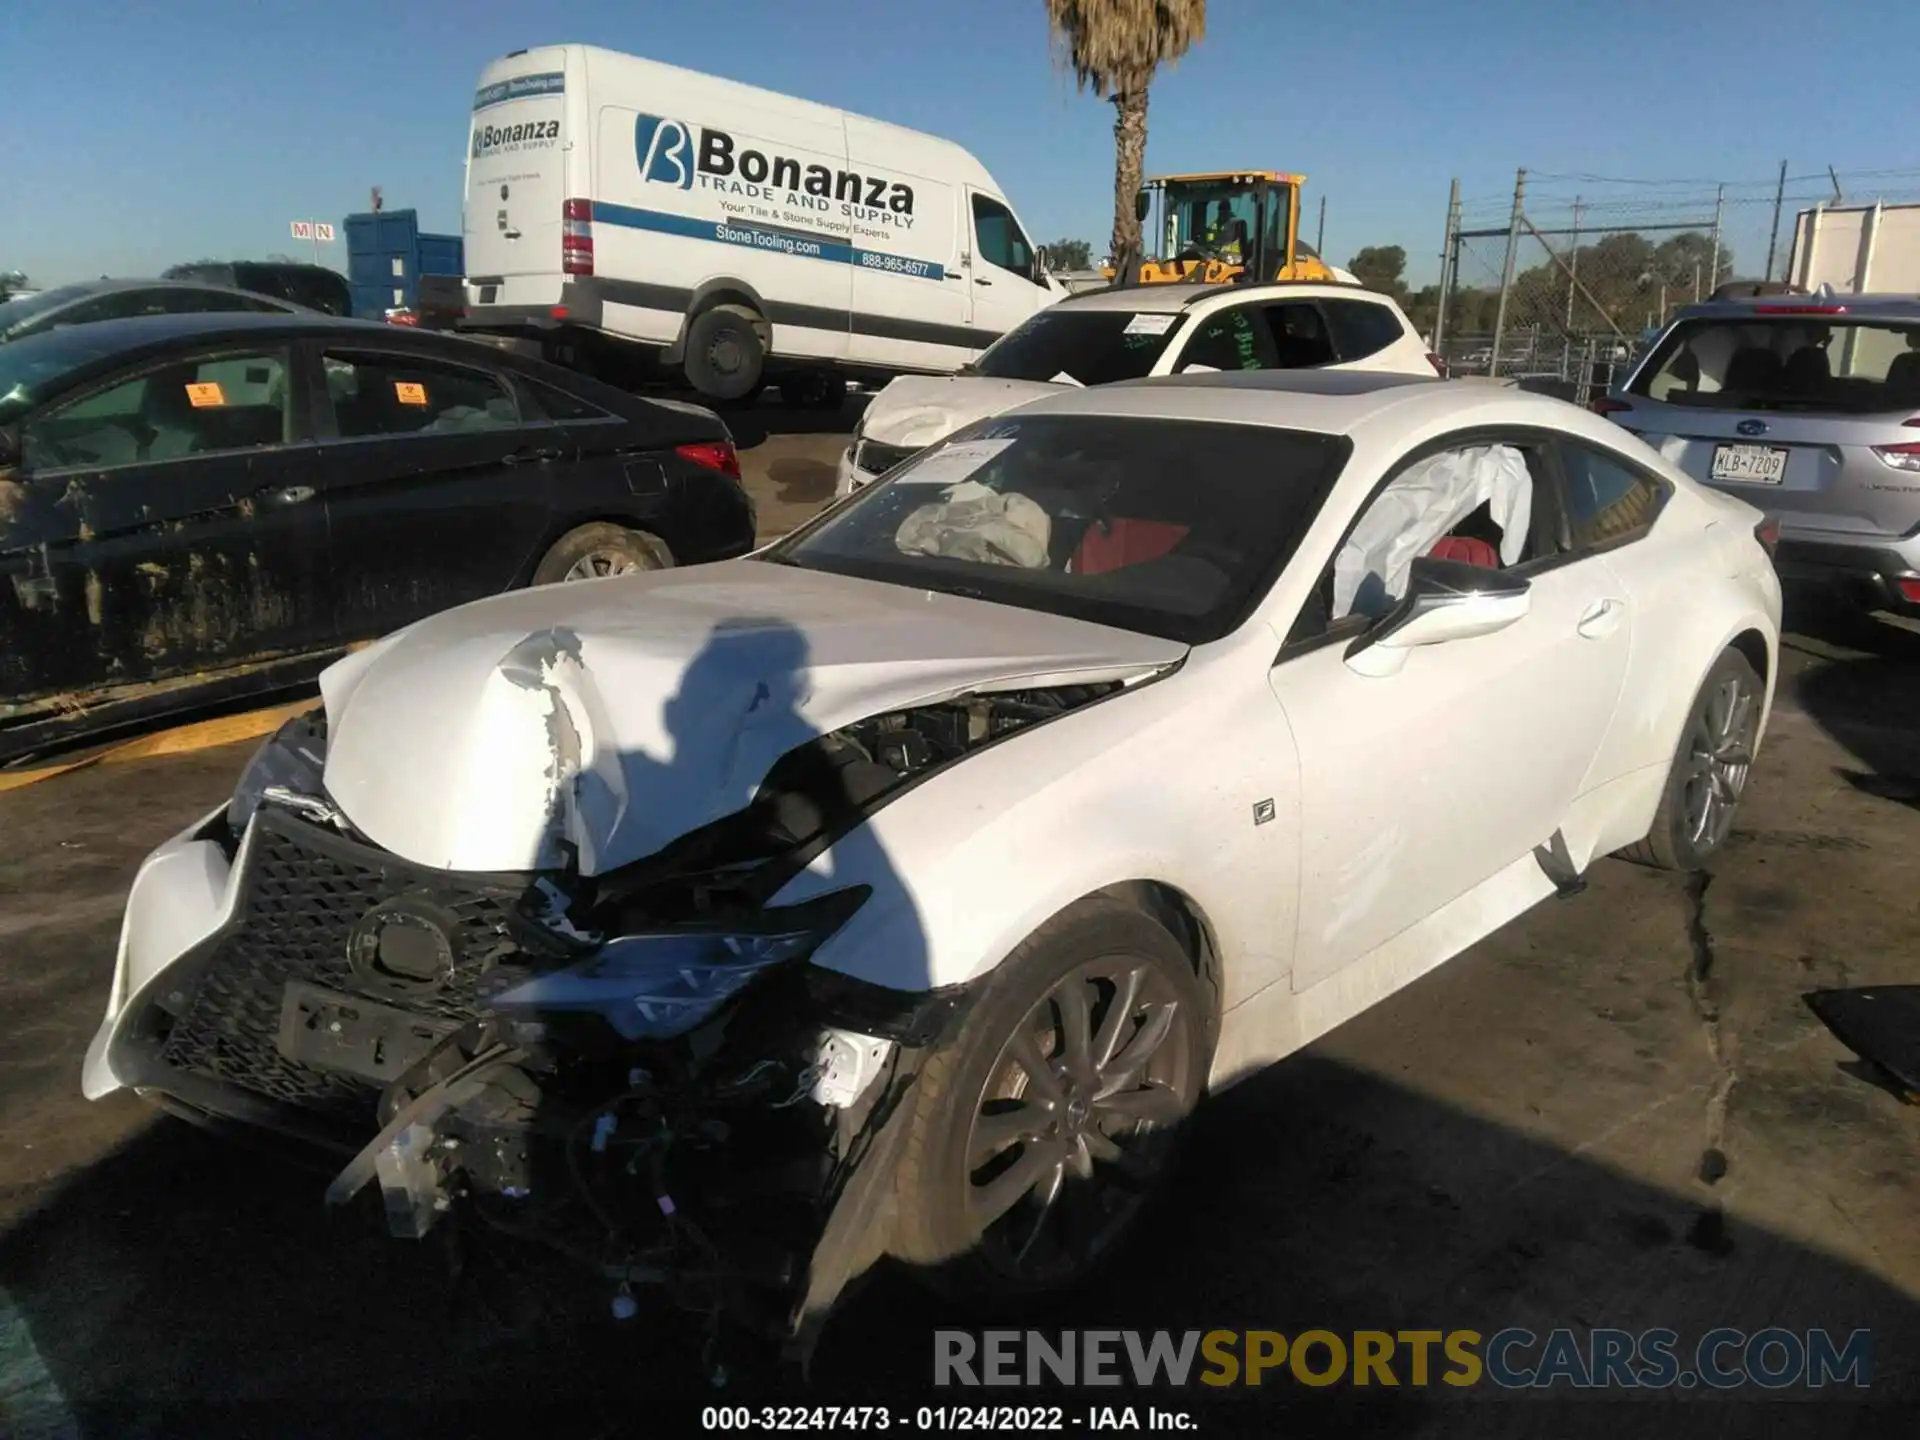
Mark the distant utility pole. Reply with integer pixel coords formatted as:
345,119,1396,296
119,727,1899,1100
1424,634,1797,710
1315,194,1326,254
1708,183,1724,290
1566,195,1583,330
1765,160,1788,282
1434,178,1461,352
1491,167,1526,373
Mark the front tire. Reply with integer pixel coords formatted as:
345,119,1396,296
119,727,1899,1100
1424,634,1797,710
1622,648,1762,870
531,523,673,585
891,899,1211,1308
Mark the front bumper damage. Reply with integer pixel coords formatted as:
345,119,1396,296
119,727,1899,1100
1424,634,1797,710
88,796,966,1364
86,667,1136,1366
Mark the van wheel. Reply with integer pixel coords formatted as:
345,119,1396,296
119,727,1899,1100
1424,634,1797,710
684,304,766,401
780,371,846,412
531,524,673,585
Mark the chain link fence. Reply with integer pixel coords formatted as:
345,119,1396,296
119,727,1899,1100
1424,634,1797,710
1430,167,1920,405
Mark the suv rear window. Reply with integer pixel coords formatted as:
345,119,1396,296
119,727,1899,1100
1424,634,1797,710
1631,315,1920,415
972,309,1187,386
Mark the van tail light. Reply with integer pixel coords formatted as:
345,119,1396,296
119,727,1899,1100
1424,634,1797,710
1425,352,1448,377
676,440,742,481
1590,396,1633,416
1873,441,1920,473
1753,518,1780,557
562,198,595,276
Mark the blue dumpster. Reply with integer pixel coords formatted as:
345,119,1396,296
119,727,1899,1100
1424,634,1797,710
345,209,465,318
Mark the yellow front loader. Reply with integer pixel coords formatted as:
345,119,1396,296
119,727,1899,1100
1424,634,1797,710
1106,171,1338,286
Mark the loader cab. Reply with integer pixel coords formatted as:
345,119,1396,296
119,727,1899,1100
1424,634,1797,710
1131,171,1315,284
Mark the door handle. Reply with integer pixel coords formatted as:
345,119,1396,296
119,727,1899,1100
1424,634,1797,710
255,484,315,506
974,277,993,286
501,446,564,466
503,228,522,240
1577,598,1625,639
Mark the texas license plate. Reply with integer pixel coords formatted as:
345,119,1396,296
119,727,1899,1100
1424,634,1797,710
1710,443,1789,485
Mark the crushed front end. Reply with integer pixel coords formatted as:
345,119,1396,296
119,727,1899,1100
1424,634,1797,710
86,678,1123,1365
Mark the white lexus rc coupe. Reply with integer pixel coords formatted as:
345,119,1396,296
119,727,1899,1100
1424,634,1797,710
83,370,1781,1361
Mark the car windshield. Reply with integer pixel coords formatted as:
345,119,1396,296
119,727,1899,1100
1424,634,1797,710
0,284,99,342
969,309,1188,387
764,413,1349,644
1631,315,1920,414
0,323,136,425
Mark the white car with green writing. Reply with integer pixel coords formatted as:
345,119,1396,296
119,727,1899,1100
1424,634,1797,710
838,281,1441,494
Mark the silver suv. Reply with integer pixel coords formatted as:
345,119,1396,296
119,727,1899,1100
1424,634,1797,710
1601,293,1920,615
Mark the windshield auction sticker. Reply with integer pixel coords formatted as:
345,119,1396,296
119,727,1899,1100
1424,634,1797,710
1122,313,1179,337
184,382,226,408
394,382,429,406
894,438,1016,486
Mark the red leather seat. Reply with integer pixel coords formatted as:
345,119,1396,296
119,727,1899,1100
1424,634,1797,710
1427,535,1500,568
1072,519,1190,575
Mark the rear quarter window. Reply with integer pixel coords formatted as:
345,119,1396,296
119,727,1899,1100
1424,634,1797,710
1324,299,1408,362
1559,442,1666,549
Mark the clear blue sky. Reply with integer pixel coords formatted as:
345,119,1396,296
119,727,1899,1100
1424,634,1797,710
8,0,1917,288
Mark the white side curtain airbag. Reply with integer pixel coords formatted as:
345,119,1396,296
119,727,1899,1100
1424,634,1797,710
1332,444,1532,618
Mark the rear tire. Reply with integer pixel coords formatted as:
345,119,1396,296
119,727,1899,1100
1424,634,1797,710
684,304,766,402
1620,648,1762,870
891,898,1211,1310
531,523,673,585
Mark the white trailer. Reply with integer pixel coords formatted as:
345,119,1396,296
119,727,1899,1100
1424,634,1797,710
1787,201,1920,295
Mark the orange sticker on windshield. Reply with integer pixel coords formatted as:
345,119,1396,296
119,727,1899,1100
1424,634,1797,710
185,382,226,408
394,381,428,406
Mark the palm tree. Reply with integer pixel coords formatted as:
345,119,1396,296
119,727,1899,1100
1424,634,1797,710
1044,0,1207,264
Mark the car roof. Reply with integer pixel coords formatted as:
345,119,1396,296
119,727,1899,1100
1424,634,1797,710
169,259,343,277
33,277,276,299
1669,292,1920,323
5,310,387,352
1058,280,1393,315
1057,285,1211,314
1,310,699,427
997,367,1616,442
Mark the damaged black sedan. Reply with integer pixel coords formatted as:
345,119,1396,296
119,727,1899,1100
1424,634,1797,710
1,312,755,762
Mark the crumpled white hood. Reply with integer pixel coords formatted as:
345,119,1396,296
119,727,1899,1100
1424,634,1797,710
859,374,1064,452
318,562,1184,875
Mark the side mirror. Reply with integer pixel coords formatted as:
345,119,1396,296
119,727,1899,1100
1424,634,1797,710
1135,189,1150,222
1343,557,1530,678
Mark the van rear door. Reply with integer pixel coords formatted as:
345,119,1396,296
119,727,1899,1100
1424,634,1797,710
464,54,572,307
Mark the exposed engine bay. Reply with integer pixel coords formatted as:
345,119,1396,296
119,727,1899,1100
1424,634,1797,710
138,678,1127,1370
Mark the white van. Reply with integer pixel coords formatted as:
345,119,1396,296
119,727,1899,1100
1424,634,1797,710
460,45,1065,405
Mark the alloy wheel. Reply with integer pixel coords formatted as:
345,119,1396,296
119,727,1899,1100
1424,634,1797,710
1683,672,1758,851
561,549,641,582
963,958,1198,1283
